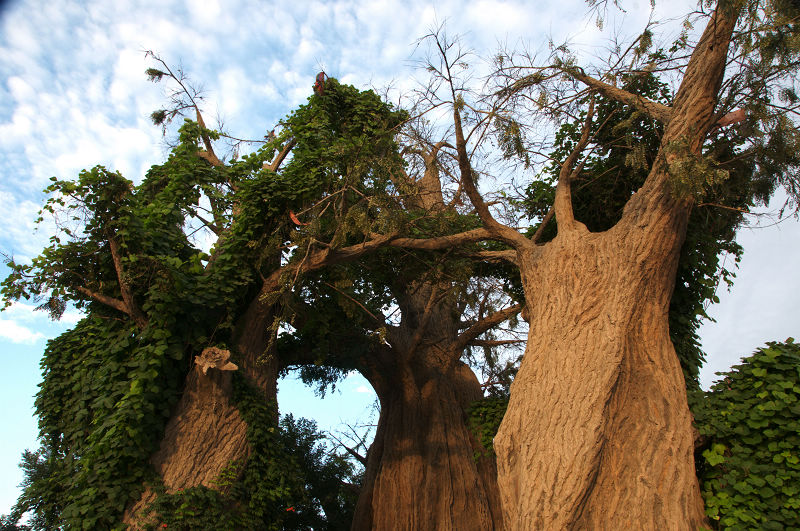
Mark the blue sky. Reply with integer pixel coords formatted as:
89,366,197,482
1,0,798,516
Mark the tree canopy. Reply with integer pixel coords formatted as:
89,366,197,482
2,0,800,528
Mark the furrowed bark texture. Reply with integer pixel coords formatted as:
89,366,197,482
494,5,738,528
124,297,277,526
352,287,502,531
495,213,704,528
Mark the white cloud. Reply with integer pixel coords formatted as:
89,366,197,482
59,310,85,325
0,319,45,344
0,303,82,344
354,385,372,394
1,302,41,321
0,191,52,259
699,201,800,388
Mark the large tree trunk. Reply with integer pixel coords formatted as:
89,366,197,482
351,285,503,531
495,208,706,528
493,6,739,528
353,350,502,531
124,297,277,526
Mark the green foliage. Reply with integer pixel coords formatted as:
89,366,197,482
692,339,800,529
495,116,530,167
2,78,402,528
467,396,509,456
666,137,731,200
141,380,358,530
2,447,61,530
14,317,184,529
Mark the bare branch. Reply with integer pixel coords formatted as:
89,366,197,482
196,149,223,167
568,69,672,123
459,250,517,264
190,211,222,236
326,431,368,467
451,303,522,353
429,33,530,250
554,95,595,231
468,339,526,348
261,232,402,294
386,227,493,251
106,234,148,329
266,138,297,172
531,206,555,244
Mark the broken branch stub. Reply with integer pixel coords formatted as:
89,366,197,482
194,346,238,375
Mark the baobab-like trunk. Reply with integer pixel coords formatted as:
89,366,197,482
353,347,502,531
495,206,705,528
351,286,503,531
124,296,278,525
493,5,738,528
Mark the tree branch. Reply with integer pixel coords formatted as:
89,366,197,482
468,339,526,348
191,211,222,235
74,286,130,316
433,36,530,250
106,235,148,329
459,250,517,264
568,70,673,124
531,206,555,244
327,431,368,467
196,149,223,167
266,138,297,172
386,227,493,251
450,303,522,353
554,95,595,232
261,232,401,294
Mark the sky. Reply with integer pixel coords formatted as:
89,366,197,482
1,0,798,516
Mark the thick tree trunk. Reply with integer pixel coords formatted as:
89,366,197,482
351,282,503,531
353,352,502,531
492,6,739,527
495,207,707,528
123,298,277,526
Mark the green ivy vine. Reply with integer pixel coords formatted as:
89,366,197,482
692,339,800,529
139,372,357,530
2,77,402,528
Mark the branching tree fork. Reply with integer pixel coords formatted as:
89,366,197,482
2,0,799,529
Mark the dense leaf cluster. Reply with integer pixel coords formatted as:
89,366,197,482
4,316,185,529
139,376,358,530
693,339,800,529
467,396,509,457
0,78,406,528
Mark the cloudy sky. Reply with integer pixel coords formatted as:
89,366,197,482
1,0,798,515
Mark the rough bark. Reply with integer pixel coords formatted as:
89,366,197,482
493,5,739,528
351,290,502,530
123,296,277,526
495,216,705,528
349,149,504,530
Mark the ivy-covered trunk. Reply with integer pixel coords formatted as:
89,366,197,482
352,287,503,531
124,298,278,526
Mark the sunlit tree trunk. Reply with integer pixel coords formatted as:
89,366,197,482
495,204,705,528
493,6,738,527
